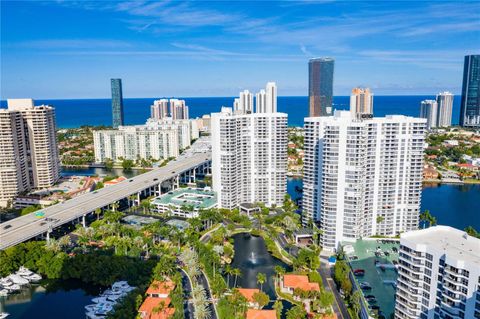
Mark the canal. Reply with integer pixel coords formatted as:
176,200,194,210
229,233,293,318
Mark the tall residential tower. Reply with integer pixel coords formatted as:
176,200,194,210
111,78,124,128
459,55,480,127
395,226,480,319
436,91,454,127
303,111,425,250
350,87,374,118
420,99,438,129
212,82,287,209
0,99,60,207
309,58,334,117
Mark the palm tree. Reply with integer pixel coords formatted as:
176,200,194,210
256,272,266,291
351,290,362,318
225,265,233,287
420,210,437,228
273,300,283,318
58,235,71,250
128,194,137,211
274,265,285,284
111,201,119,212
94,208,102,221
233,268,241,288
45,238,61,253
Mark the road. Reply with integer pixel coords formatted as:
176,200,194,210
180,268,195,319
319,254,351,319
0,152,211,250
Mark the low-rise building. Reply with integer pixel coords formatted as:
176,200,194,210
423,165,439,179
138,280,176,319
246,309,277,319
151,188,217,218
238,288,261,308
280,274,320,295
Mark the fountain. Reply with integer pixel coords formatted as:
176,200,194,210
250,252,257,264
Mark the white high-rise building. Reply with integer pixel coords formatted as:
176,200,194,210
234,90,254,114
303,111,425,250
0,99,60,207
93,118,198,163
212,82,287,209
170,99,189,120
255,82,277,113
395,226,480,319
420,100,438,129
150,99,169,120
436,92,454,127
350,87,374,117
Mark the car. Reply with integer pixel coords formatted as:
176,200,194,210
171,171,176,174
129,179,133,182
153,178,158,181
3,224,12,229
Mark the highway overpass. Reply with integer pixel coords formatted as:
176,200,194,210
0,152,211,250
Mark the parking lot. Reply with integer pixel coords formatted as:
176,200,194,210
344,239,399,319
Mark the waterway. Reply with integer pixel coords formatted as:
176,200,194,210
0,279,103,319
229,233,293,318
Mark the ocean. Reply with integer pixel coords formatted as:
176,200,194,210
0,96,461,128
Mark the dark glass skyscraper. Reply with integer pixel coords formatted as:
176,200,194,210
309,57,334,117
460,55,480,127
111,78,124,128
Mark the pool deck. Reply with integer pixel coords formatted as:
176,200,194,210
343,239,399,319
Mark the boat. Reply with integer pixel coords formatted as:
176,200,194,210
353,269,365,276
7,275,29,285
0,278,21,292
0,313,9,319
91,296,109,304
16,267,42,282
0,289,9,296
371,305,380,310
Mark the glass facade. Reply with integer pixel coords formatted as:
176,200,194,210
460,55,480,127
111,78,124,128
308,58,334,117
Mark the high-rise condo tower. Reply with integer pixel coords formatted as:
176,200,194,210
111,78,124,128
459,55,480,127
309,57,334,117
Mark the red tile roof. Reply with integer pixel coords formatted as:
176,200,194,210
237,288,260,302
283,274,320,291
138,297,175,319
246,309,277,319
146,280,176,296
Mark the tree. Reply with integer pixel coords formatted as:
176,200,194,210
95,208,102,221
286,305,307,319
420,210,437,228
104,158,114,170
256,272,266,291
252,291,269,309
233,268,241,288
351,290,362,318
122,159,134,171
465,226,480,238
273,300,283,318
274,265,286,283
319,291,334,309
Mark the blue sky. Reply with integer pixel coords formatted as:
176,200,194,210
1,1,479,98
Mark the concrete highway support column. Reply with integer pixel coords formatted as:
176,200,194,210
82,215,86,228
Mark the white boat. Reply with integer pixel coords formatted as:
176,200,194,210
0,289,9,296
106,294,124,302
0,312,9,319
0,279,21,292
85,312,105,319
16,267,42,282
24,274,42,282
91,296,109,304
7,275,29,285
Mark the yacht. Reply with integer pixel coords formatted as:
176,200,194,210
0,278,21,292
7,275,29,285
16,267,42,282
0,312,9,319
0,289,9,296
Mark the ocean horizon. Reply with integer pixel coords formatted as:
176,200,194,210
1,95,461,128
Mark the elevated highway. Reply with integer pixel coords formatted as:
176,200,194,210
0,152,211,250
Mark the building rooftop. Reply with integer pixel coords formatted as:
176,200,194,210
152,187,217,209
237,288,260,302
246,309,277,319
401,225,480,265
138,297,175,319
146,280,176,296
283,274,320,291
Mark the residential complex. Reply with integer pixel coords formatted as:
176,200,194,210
151,188,217,218
350,87,374,118
420,100,438,129
436,92,454,127
460,55,480,127
308,57,334,117
150,98,190,121
303,111,426,250
234,90,254,114
395,226,480,319
211,82,287,209
93,118,199,163
0,99,60,207
111,78,124,128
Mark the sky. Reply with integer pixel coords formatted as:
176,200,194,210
1,1,479,99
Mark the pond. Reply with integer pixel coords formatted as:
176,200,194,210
0,279,103,319
61,166,143,178
230,233,293,318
